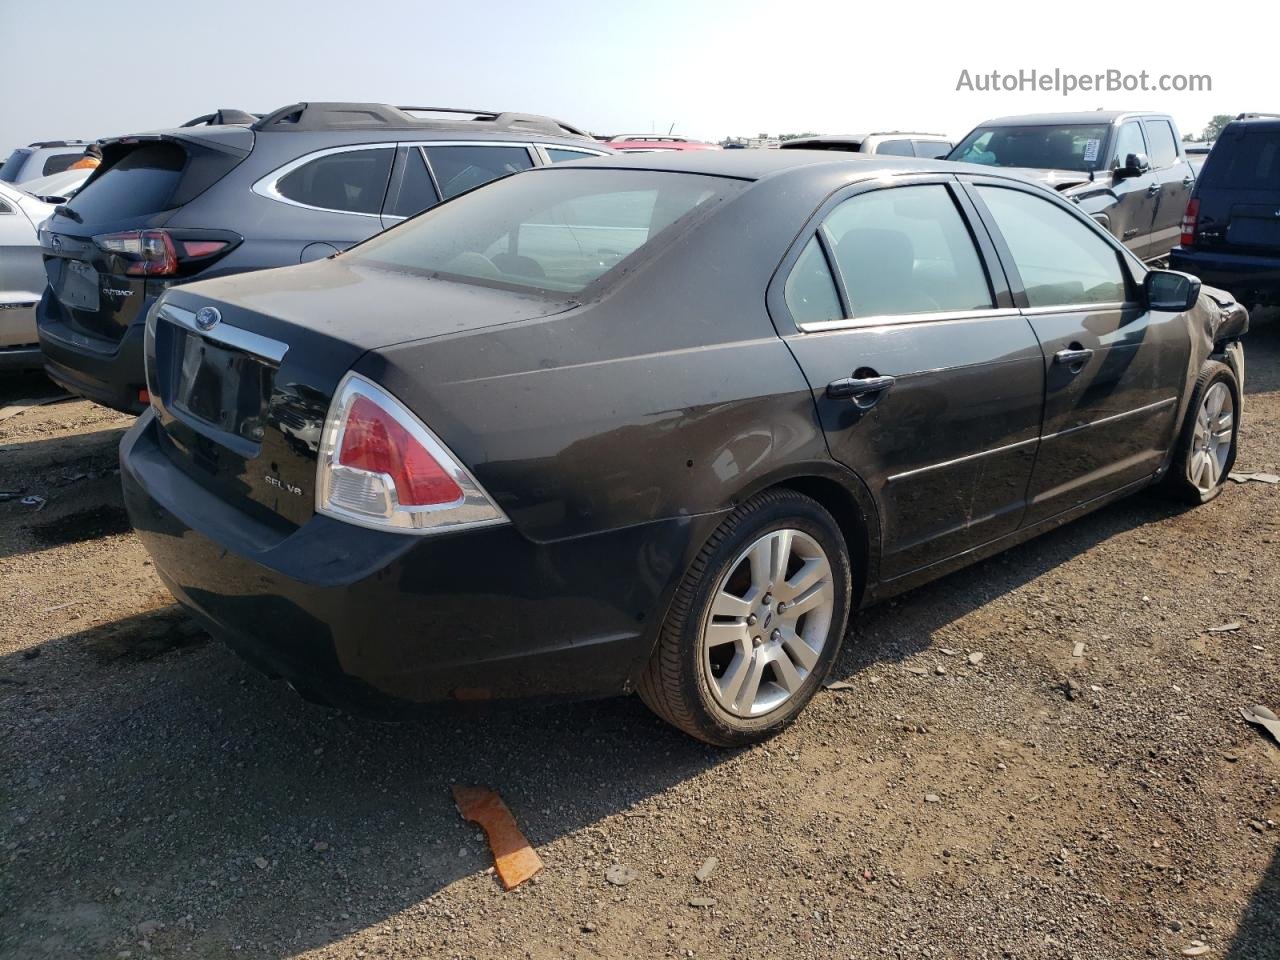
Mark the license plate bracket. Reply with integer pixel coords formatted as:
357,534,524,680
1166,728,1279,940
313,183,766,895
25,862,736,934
55,259,99,312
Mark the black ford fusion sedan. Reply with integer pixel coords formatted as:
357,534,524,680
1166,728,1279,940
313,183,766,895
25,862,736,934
121,150,1248,746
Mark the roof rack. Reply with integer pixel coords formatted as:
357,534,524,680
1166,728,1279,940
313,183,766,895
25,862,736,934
26,139,90,148
181,109,262,127
249,102,590,138
1235,112,1280,120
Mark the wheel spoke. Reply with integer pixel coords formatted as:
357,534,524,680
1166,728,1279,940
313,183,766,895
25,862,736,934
747,538,773,593
784,580,831,620
778,556,828,602
771,648,804,693
1206,449,1221,486
716,651,750,708
1207,385,1225,420
711,590,753,620
734,652,767,713
782,628,819,671
705,621,747,650
769,529,793,586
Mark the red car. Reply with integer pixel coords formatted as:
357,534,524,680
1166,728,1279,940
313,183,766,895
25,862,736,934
602,135,720,153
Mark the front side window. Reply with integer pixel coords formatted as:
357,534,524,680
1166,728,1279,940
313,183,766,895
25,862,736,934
820,184,994,318
977,186,1128,307
349,168,741,294
276,148,394,215
1144,120,1180,168
1110,122,1148,169
876,140,914,156
783,237,842,324
423,145,533,200
949,124,1111,172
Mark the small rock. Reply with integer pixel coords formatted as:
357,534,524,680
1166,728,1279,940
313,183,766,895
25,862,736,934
1064,679,1083,701
967,652,984,666
688,897,717,908
1072,642,1085,658
136,920,162,937
925,794,941,804
694,857,718,883
824,680,854,691
934,665,946,676
313,841,330,852
940,648,959,656
904,666,928,676
580,922,596,933
1182,943,1211,957
21,647,40,661
1206,623,1241,634
605,864,638,886
253,856,269,870
1249,820,1267,833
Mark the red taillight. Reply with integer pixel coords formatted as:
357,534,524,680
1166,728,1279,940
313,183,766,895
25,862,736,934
316,374,507,534
1180,198,1200,247
337,395,462,506
94,230,177,276
179,239,230,259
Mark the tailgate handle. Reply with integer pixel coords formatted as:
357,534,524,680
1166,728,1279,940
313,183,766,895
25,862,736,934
827,374,896,403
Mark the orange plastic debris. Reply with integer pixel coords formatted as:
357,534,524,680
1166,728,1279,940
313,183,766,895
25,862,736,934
452,784,544,890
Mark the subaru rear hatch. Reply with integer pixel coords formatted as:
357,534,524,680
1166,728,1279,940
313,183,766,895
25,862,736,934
40,128,252,346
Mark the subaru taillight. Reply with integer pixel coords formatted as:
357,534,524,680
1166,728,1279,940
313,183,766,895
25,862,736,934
316,373,507,534
93,229,237,277
1180,198,1200,247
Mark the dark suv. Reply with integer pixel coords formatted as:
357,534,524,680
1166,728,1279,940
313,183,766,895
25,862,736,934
1171,113,1280,308
36,102,607,413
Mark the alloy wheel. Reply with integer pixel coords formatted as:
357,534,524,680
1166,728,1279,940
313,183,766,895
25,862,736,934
1189,381,1234,492
701,528,835,718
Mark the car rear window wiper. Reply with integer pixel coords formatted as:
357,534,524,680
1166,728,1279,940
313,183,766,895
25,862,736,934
54,204,82,223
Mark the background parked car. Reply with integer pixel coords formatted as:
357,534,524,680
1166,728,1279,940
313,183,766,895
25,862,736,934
18,167,93,204
121,151,1245,746
601,135,719,152
947,111,1196,263
1171,112,1280,308
0,181,58,370
36,102,609,414
1183,140,1213,174
0,140,93,184
780,132,954,159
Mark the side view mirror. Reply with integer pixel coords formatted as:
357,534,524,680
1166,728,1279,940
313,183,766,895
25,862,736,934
1115,152,1151,180
1144,269,1201,312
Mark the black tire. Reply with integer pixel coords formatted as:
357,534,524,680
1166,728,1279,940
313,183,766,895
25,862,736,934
637,489,853,747
1161,360,1240,505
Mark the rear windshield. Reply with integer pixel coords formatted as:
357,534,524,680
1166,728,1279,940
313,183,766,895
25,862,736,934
948,124,1111,172
0,149,32,183
1201,130,1280,189
347,168,743,294
65,142,186,222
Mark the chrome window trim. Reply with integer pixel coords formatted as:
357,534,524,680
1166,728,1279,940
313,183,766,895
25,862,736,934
1042,396,1177,442
155,303,289,364
251,143,397,219
1019,301,1129,316
797,307,1022,333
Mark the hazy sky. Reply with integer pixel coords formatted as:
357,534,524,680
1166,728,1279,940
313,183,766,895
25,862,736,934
1,0,1266,148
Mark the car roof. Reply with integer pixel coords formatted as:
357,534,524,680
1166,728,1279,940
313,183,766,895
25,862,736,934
557,148,1022,183
973,111,1157,127
1226,113,1280,130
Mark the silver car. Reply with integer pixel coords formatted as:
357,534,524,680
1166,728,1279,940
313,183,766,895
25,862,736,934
0,181,57,370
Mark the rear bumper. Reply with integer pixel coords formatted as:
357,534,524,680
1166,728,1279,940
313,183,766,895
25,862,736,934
36,293,150,414
120,411,717,714
1170,246,1280,304
0,344,43,372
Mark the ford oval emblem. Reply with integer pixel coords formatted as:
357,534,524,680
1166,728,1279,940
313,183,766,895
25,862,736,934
194,306,221,331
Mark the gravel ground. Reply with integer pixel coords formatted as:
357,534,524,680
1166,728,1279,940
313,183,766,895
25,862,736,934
2,315,1278,960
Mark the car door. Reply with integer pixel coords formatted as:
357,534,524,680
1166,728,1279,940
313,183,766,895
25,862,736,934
0,191,44,346
965,178,1191,525
1103,120,1160,258
1142,117,1196,261
771,176,1046,581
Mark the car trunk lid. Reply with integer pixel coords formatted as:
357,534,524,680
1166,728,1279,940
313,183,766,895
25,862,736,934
146,261,572,531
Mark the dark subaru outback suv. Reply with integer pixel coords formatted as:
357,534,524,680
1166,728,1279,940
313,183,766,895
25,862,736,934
36,102,607,413
1171,113,1280,308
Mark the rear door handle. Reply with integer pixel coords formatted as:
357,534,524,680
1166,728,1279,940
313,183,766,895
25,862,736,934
1053,347,1094,366
826,374,896,402
1147,183,1162,197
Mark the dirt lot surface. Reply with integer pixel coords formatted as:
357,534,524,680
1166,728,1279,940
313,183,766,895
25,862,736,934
2,317,1279,960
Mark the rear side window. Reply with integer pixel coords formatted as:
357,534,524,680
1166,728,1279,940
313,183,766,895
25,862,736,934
1202,130,1280,189
388,148,440,218
0,149,32,183
42,152,79,176
1145,120,1180,168
277,148,393,215
66,142,187,222
876,140,914,156
821,184,993,317
424,145,533,200
349,168,741,294
912,140,952,159
0,197,12,214
545,148,600,164
977,186,1127,307
784,237,843,324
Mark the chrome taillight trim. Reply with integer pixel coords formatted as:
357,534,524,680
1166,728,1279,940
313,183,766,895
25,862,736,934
315,371,509,536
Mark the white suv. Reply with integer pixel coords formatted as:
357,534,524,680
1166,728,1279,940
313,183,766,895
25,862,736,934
780,132,954,159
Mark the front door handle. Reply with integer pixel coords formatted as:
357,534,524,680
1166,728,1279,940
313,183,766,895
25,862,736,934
1182,175,1195,187
1147,183,1162,197
1053,347,1094,366
827,374,896,402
